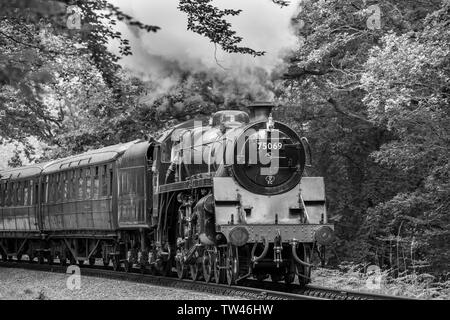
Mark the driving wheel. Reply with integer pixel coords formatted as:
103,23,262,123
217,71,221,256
225,245,238,286
202,249,214,283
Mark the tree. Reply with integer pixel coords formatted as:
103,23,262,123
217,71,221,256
280,0,449,273
0,0,287,160
361,4,450,273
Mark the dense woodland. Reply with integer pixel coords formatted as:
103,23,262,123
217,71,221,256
0,0,449,278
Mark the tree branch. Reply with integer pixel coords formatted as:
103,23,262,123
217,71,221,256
0,30,60,55
327,97,374,125
283,66,332,79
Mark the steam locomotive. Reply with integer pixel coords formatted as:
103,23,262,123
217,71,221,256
0,103,334,286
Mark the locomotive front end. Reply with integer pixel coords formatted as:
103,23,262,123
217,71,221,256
165,103,334,285
211,103,335,285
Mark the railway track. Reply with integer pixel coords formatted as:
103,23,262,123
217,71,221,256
0,260,412,300
240,279,412,300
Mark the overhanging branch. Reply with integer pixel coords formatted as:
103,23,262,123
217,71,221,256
327,97,374,125
283,67,332,79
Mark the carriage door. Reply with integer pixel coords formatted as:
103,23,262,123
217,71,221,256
117,142,153,228
145,143,154,226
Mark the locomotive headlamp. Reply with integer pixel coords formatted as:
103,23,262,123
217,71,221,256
314,226,335,245
228,226,249,247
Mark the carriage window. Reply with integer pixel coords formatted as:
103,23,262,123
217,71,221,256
29,180,34,205
67,172,71,200
122,171,127,194
24,182,29,206
16,182,20,205
68,171,73,200
10,182,14,206
15,182,18,205
70,171,75,199
4,183,8,206
46,176,51,203
93,166,99,198
16,182,21,205
48,176,53,203
10,182,14,205
74,170,80,199
40,179,45,203
73,170,78,199
2,183,5,206
1,183,6,206
17,181,22,205
18,182,22,205
22,182,27,205
20,182,24,205
63,172,68,200
10,182,13,205
56,172,64,201
2,183,6,206
67,171,71,200
5,182,10,206
0,183,4,206
12,182,17,205
52,174,57,202
46,176,50,203
86,168,91,199
72,170,77,199
109,165,113,196
52,175,56,202
24,182,28,206
45,177,50,203
56,174,61,202
101,165,108,197
5,182,12,207
20,182,25,205
78,169,83,199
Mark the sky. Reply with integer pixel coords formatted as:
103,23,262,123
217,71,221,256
108,0,301,76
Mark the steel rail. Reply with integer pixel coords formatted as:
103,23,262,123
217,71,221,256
240,279,414,300
0,261,323,300
0,260,413,300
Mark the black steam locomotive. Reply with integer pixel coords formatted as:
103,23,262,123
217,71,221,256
0,103,334,286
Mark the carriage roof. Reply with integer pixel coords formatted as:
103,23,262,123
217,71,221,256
42,140,142,174
0,163,49,181
0,140,150,180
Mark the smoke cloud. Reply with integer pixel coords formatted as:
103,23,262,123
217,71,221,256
108,0,300,79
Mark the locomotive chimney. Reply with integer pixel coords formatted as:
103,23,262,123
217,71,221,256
247,102,274,122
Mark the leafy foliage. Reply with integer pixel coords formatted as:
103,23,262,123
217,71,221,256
0,0,159,89
280,0,449,274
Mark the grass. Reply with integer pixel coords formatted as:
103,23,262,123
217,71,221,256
311,262,450,300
